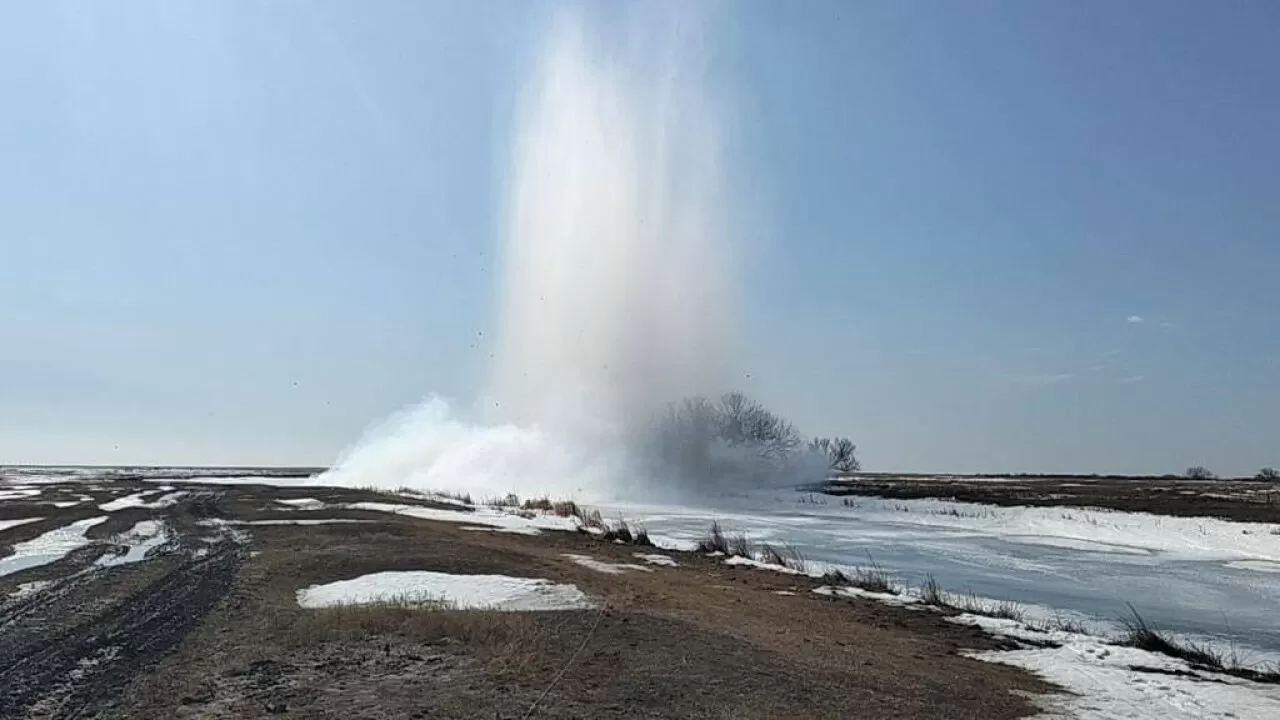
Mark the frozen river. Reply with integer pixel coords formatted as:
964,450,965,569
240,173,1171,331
599,491,1280,658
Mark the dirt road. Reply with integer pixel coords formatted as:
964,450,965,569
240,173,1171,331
1,473,1054,719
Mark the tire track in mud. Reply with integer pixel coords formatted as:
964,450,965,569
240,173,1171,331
0,536,247,718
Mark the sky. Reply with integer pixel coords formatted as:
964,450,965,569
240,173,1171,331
1,0,1276,475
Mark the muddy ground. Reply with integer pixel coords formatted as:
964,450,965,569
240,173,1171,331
825,474,1280,523
1,472,1056,719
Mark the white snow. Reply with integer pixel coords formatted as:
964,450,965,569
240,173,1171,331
0,517,43,532
98,489,187,512
0,488,42,501
813,585,922,607
96,520,169,567
633,552,678,567
562,553,652,574
296,570,594,611
275,497,325,510
98,490,160,511
234,519,372,526
44,500,84,508
723,555,807,575
949,613,1280,720
7,580,54,600
345,501,578,535
0,516,108,577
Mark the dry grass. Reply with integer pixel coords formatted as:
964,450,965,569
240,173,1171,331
919,575,945,606
697,521,729,554
288,600,568,675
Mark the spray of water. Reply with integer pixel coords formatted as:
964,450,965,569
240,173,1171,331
321,5,816,501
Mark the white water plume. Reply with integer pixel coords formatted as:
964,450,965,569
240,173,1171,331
321,5,817,501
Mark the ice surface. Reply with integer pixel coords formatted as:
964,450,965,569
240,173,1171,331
562,553,652,574
296,570,594,611
597,492,1280,654
1225,560,1280,574
96,521,169,567
0,516,108,577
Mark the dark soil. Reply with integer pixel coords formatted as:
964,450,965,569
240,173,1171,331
825,474,1280,523
1,475,1057,719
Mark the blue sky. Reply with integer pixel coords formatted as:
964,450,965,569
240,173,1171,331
1,0,1276,474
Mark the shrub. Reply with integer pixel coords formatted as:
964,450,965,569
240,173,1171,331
1256,468,1280,482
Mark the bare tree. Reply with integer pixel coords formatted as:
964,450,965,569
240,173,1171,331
1185,466,1216,481
1256,467,1280,482
809,437,860,473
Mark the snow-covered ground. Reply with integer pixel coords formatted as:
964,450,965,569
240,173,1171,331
598,492,1280,658
946,613,1280,720
296,570,593,611
0,517,108,577
344,501,578,535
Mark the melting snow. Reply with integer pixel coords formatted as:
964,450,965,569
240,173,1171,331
0,517,108,577
296,570,594,611
7,580,54,599
96,520,169,567
813,585,922,607
276,498,325,510
234,519,372,526
0,517,43,533
723,555,807,575
563,553,652,574
345,501,578,535
633,553,678,567
99,491,161,511
949,614,1280,720
0,488,42,501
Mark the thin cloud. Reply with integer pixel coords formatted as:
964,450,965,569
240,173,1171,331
1126,315,1145,324
1015,373,1077,386
1118,375,1145,384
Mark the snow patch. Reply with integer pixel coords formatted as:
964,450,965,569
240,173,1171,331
633,553,678,567
0,488,42,501
235,519,372,526
950,613,1280,720
96,520,169,567
7,580,54,600
0,516,108,577
0,517,43,533
723,555,806,575
98,491,160,511
563,553,652,574
814,585,921,607
345,501,578,535
296,570,594,611
276,498,325,510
